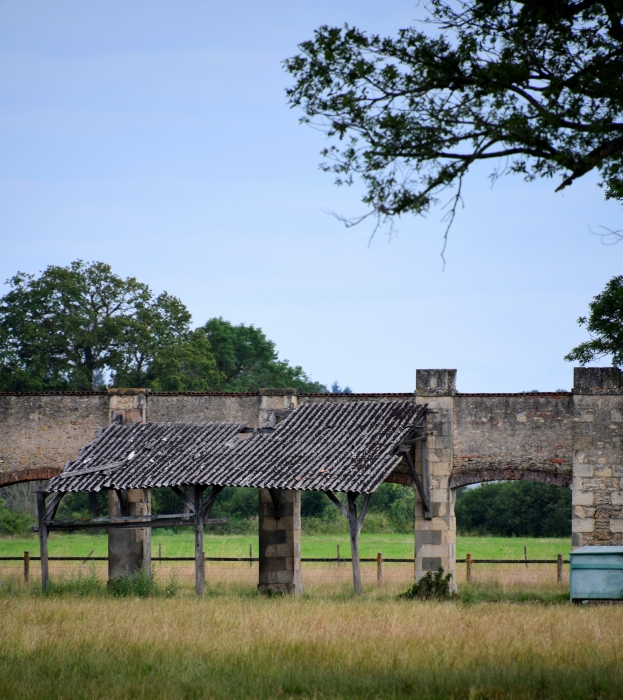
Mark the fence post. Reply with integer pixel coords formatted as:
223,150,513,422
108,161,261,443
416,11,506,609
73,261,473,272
377,552,383,587
23,551,29,584
466,552,472,584
557,553,563,584
337,544,341,565
524,545,528,569
158,542,162,559
249,544,252,568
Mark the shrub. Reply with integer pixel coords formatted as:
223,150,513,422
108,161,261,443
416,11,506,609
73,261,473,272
400,567,455,600
0,498,34,537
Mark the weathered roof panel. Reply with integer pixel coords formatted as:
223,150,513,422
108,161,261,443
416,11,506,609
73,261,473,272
48,400,426,494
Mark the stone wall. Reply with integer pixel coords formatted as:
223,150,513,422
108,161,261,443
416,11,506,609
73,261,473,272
452,392,573,487
0,393,108,486
571,368,623,547
148,393,261,426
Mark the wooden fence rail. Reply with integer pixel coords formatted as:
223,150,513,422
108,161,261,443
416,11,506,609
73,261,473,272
0,551,570,585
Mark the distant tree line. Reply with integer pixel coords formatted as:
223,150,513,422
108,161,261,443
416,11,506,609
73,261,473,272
0,260,335,393
455,481,571,538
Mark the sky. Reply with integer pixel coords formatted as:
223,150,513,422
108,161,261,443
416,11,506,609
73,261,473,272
0,1,621,394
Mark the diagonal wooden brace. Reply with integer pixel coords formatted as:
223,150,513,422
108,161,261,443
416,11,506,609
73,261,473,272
171,485,195,514
268,488,282,518
398,446,432,519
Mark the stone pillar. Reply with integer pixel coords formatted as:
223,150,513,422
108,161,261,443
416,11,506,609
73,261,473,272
415,369,457,589
572,368,623,548
107,389,151,581
258,489,302,594
257,388,302,594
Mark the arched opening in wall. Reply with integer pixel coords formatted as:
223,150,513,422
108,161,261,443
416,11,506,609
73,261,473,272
454,480,571,540
452,478,572,591
0,480,47,536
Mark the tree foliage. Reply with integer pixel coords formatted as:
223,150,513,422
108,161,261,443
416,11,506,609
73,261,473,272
0,261,191,391
285,0,623,240
565,275,623,367
0,261,329,393
202,317,327,393
455,481,571,537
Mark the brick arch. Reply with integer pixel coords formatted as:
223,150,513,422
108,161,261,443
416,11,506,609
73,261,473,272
450,468,571,489
0,468,62,488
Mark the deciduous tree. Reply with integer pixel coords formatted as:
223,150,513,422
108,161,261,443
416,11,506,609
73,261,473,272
285,0,623,246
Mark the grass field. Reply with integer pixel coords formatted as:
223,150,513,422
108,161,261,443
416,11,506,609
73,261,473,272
0,590,621,699
0,532,572,559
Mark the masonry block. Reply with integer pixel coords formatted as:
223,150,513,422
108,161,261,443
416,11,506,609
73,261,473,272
258,488,302,594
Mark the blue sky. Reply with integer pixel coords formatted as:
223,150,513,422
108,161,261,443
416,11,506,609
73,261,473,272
0,1,620,393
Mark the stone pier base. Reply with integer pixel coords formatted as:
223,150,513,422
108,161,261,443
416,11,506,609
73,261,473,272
258,488,302,594
108,488,151,580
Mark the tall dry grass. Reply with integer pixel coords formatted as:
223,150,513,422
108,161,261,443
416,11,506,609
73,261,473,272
1,586,622,699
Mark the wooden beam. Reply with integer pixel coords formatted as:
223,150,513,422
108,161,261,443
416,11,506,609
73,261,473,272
194,485,205,597
347,493,362,594
37,490,49,591
398,446,431,517
357,493,371,535
43,492,65,522
171,485,195,514
115,489,129,517
421,429,432,519
200,484,224,522
324,490,348,518
34,514,227,531
268,488,282,519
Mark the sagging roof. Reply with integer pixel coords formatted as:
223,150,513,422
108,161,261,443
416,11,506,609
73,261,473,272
48,400,426,494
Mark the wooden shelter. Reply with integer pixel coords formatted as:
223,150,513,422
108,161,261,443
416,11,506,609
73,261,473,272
39,400,429,594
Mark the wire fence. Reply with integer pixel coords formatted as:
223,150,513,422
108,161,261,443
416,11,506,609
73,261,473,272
0,552,570,590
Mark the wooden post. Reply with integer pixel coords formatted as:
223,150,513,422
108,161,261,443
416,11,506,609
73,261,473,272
377,552,383,587
249,544,252,568
23,551,30,584
158,542,162,559
347,493,362,594
466,553,472,583
337,544,340,565
524,545,528,569
194,485,204,597
37,491,49,591
557,553,563,584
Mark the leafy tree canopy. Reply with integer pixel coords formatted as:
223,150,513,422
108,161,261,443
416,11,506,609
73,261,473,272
202,317,327,392
285,0,623,242
0,260,190,391
455,480,571,537
0,261,329,393
565,275,623,367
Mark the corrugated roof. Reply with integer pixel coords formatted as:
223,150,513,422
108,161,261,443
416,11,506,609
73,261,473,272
48,400,426,494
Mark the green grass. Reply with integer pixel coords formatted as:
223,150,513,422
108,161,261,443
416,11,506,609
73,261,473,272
0,531,572,559
0,594,621,699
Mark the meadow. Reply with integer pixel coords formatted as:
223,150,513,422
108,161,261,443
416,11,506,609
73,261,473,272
0,533,606,699
0,531,572,560
0,587,621,699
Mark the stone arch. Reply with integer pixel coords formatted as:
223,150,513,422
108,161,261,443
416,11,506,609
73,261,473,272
449,468,571,489
0,468,62,488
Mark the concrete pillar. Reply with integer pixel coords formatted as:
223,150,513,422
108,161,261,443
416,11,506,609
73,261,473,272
107,389,151,581
257,388,302,594
415,369,457,589
572,368,623,548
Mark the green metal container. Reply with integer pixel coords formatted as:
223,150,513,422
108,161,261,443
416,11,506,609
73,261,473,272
570,546,623,602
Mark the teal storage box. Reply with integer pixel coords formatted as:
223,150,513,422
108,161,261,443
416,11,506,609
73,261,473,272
570,546,623,602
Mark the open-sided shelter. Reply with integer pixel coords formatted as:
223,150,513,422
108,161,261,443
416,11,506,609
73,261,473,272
40,400,429,594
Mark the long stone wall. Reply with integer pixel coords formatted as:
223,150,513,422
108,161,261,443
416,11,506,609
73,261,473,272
2,368,623,579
